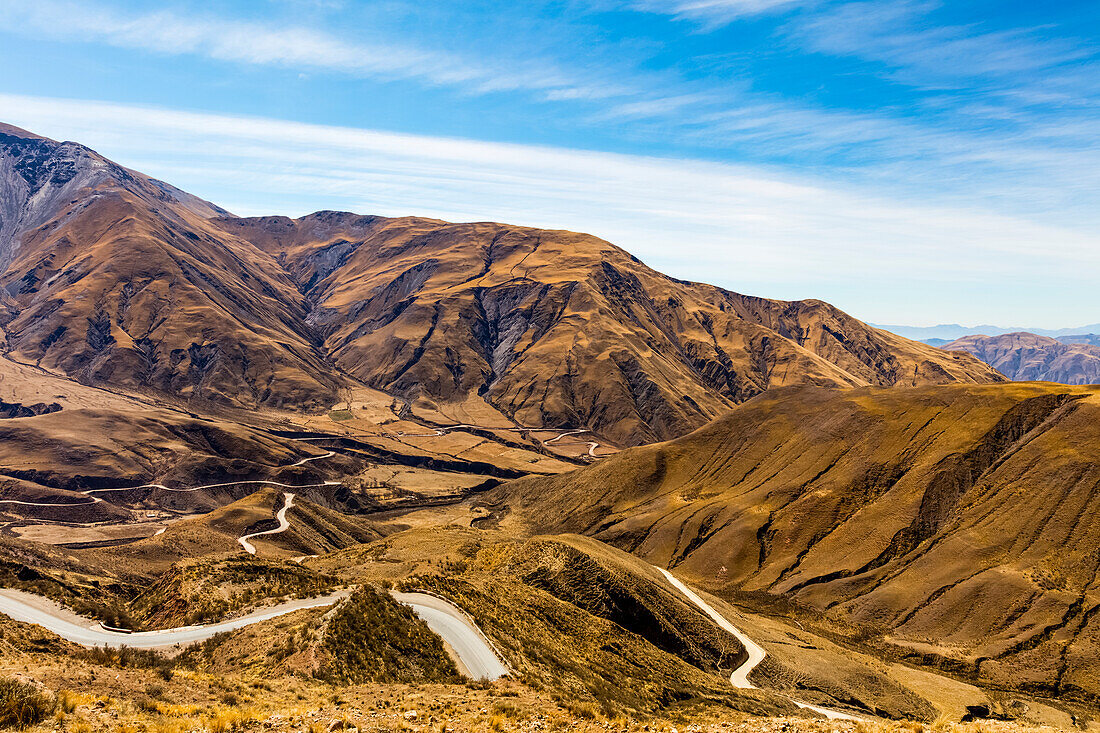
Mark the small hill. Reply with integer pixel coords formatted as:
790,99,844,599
1058,334,1100,347
79,488,387,577
128,555,341,629
943,332,1100,384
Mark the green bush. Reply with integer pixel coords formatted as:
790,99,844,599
0,678,55,730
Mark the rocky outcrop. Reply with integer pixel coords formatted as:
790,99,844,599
0,400,61,418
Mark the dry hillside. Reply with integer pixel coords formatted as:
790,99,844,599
494,382,1100,698
0,124,344,410
1,122,1001,447
215,212,1002,445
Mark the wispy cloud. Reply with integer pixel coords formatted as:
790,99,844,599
632,0,810,26
0,0,1096,242
786,0,1097,95
0,0,606,98
1,94,1096,326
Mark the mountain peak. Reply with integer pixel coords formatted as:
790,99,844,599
0,121,54,141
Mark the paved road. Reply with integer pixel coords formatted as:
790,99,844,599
0,588,350,649
657,568,864,721
0,497,99,507
3,479,342,508
392,591,509,681
89,480,341,494
238,491,295,554
0,586,508,682
287,451,336,467
658,568,764,688
543,429,589,445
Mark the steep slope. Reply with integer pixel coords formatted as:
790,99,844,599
215,212,1002,445
0,124,344,409
0,123,226,271
944,332,1100,385
493,383,1100,698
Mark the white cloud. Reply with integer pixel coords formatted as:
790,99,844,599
0,0,596,98
632,0,809,25
2,0,1095,226
1,94,1096,326
786,0,1096,94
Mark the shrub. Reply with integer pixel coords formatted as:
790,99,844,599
79,645,176,675
56,690,78,714
563,701,599,720
318,587,460,684
0,677,56,730
492,701,521,718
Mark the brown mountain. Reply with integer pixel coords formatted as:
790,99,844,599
1,121,1000,446
0,123,344,410
213,212,1002,445
944,332,1100,385
494,382,1100,698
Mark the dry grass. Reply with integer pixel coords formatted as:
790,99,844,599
493,383,1100,700
0,677,55,730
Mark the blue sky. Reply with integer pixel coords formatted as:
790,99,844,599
0,0,1097,327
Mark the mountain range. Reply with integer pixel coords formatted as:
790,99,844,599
876,323,1100,342
942,332,1100,385
3,121,1098,729
0,122,1000,447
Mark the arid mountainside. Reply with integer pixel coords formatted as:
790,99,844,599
494,383,1100,698
0,124,344,410
215,212,1001,445
944,332,1100,385
1059,334,1100,347
0,122,1003,446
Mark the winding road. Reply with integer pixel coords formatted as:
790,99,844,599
658,568,864,721
238,492,296,554
392,592,509,681
1,479,342,509
0,585,508,680
0,588,350,649
287,451,337,467
0,484,510,682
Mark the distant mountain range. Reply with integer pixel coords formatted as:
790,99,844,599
941,332,1100,385
874,322,1100,341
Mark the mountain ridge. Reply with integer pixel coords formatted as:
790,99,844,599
0,121,1002,444
215,211,1003,445
943,332,1100,385
876,322,1100,341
